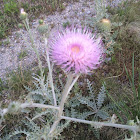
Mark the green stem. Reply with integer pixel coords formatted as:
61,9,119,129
61,116,139,134
23,19,43,78
49,73,80,135
45,38,57,106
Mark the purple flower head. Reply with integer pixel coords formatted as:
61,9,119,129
50,28,104,74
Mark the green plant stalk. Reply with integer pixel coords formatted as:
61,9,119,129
124,53,139,117
21,103,59,110
23,19,43,78
2,103,59,116
48,73,80,135
1,73,139,138
2,102,139,137
61,116,139,135
45,38,57,106
22,18,49,98
131,53,138,111
124,55,136,100
106,88,131,121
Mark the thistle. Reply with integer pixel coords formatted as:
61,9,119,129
50,28,104,74
20,8,28,20
18,23,23,28
100,18,111,32
37,19,48,35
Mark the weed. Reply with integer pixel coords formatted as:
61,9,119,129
3,38,10,46
0,41,3,46
0,0,79,39
59,2,66,11
6,68,33,99
4,0,19,16
108,1,140,23
18,50,28,60
0,0,19,39
0,23,7,39
36,67,49,81
107,54,140,121
0,78,5,93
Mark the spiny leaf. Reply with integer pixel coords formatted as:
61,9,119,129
97,84,106,109
79,96,97,111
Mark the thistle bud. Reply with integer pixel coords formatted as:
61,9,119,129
20,8,28,20
37,20,48,34
39,19,44,25
127,120,135,126
18,23,23,28
100,18,111,32
8,102,21,114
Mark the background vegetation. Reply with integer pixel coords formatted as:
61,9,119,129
0,0,78,39
0,0,140,139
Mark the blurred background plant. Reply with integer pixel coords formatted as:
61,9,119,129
0,0,79,39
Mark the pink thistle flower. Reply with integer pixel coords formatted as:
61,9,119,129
50,28,104,73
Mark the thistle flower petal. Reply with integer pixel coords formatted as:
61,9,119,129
50,28,104,73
